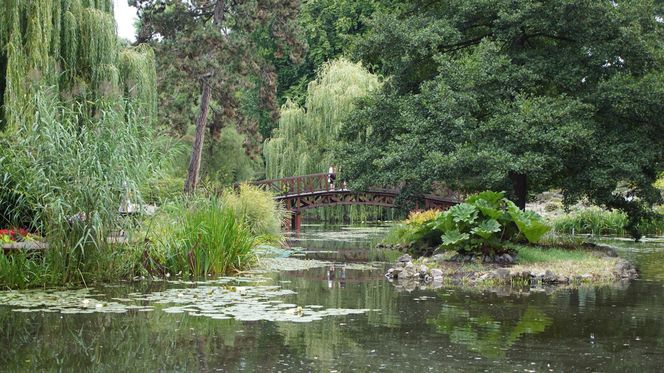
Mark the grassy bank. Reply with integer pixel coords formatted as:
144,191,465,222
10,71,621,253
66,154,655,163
0,185,284,289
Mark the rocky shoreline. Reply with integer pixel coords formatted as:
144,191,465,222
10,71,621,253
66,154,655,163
384,249,638,290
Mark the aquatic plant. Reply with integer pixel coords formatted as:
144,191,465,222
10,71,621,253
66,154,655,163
221,184,285,241
0,92,166,287
153,198,258,277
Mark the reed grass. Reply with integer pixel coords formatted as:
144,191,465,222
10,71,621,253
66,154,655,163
0,93,167,288
155,198,257,276
551,207,664,237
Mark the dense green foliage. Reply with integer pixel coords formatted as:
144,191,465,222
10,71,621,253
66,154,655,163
156,199,257,277
387,192,550,256
131,0,304,159
0,0,157,129
265,59,391,221
552,207,664,237
146,185,284,277
337,0,664,236
276,0,382,104
264,59,380,178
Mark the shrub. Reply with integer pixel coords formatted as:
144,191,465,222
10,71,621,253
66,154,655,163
222,184,285,243
433,191,550,255
384,191,551,257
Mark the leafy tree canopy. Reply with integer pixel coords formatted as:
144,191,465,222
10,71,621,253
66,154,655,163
337,0,664,236
131,0,305,151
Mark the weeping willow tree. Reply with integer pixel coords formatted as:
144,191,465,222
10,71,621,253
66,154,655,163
0,0,156,130
264,59,392,222
264,59,380,178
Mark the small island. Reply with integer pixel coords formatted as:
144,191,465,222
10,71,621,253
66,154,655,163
379,191,638,289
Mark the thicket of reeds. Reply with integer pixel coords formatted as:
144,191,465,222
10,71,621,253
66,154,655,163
0,0,161,288
551,207,664,237
143,185,284,277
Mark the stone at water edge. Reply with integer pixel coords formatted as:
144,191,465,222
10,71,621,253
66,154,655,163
430,268,443,280
491,268,511,281
543,270,558,283
398,254,413,263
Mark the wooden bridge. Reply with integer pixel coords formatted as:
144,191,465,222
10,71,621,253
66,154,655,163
250,173,458,230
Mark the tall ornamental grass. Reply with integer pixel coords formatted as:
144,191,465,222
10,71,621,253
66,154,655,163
158,199,256,276
145,186,284,277
552,207,664,237
0,93,165,286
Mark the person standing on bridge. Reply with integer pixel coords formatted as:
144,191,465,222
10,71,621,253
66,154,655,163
328,164,337,190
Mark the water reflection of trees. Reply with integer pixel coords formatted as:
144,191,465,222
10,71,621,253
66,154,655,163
428,304,552,358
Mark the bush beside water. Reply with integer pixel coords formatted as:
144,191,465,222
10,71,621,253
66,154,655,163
0,95,284,288
385,191,551,257
551,207,664,237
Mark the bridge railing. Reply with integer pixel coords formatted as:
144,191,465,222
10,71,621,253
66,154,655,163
250,173,334,196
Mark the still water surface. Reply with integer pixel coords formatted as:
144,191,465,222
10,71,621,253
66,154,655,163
1,225,664,372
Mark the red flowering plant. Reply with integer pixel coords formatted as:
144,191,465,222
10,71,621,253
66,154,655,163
0,228,30,244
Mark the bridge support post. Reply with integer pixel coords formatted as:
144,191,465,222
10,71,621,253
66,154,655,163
291,211,301,231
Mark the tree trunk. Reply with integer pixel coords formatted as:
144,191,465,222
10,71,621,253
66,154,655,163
184,75,213,194
509,171,527,210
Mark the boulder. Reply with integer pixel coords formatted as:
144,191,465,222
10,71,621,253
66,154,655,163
492,268,511,281
542,270,558,283
398,254,413,263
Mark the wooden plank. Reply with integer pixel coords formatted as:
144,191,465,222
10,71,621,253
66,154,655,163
2,241,49,253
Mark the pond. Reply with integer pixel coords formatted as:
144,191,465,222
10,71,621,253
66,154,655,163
1,225,664,371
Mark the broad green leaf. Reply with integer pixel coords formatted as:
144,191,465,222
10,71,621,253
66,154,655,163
466,191,505,207
433,210,455,232
441,230,470,247
474,199,502,219
471,219,501,239
514,218,551,243
449,203,478,224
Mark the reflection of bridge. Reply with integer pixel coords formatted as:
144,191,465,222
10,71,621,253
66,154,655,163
251,173,458,230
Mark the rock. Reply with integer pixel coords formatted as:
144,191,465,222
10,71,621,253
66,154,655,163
430,269,443,278
503,254,514,264
423,274,432,283
493,268,511,281
483,255,492,263
543,270,558,283
431,254,446,262
405,261,414,269
419,264,428,274
463,255,472,262
376,243,386,249
398,254,413,263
